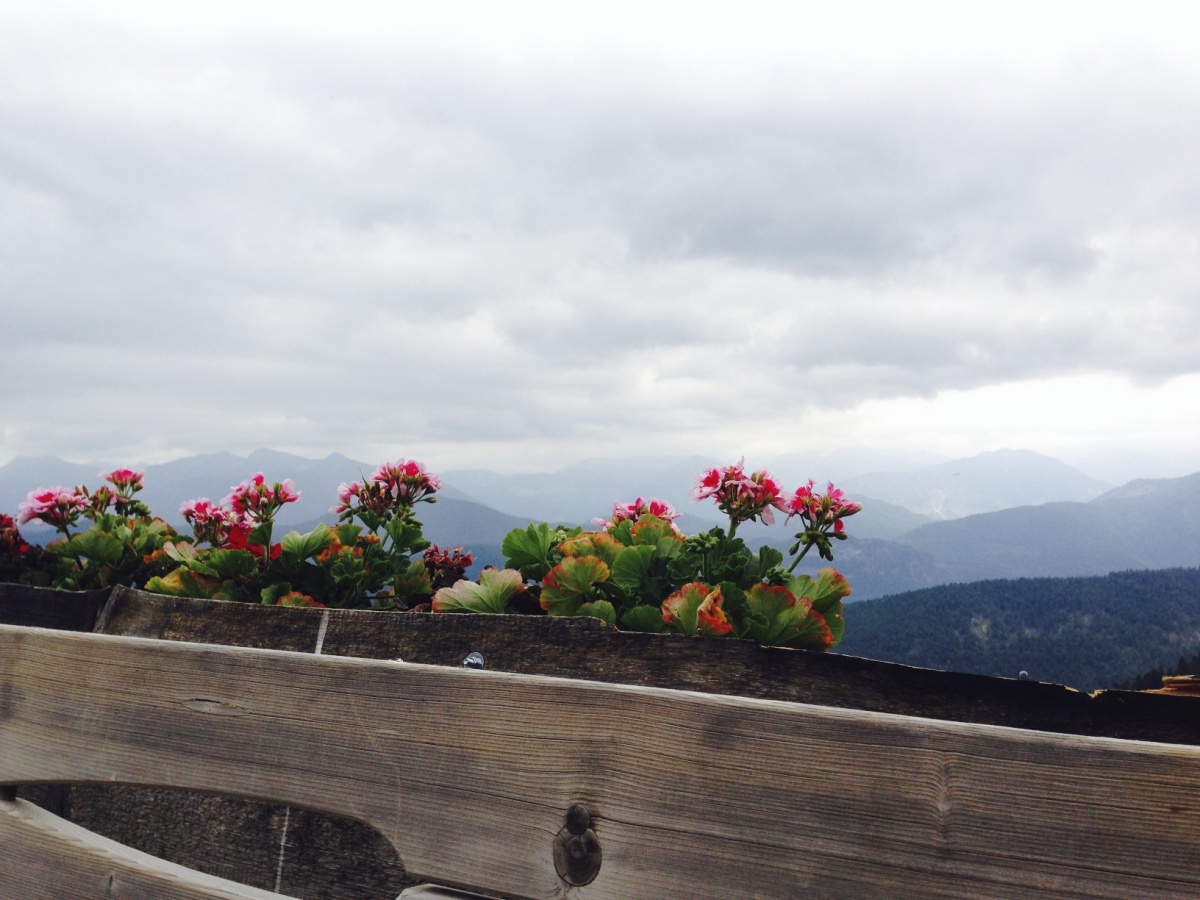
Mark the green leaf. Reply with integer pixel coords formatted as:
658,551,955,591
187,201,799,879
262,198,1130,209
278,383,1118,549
247,522,272,548
740,583,811,646
393,558,433,599
144,567,219,599
790,609,837,651
64,530,125,567
280,524,335,562
333,524,362,545
385,517,430,555
540,556,610,616
609,544,653,595
502,523,558,581
662,582,733,637
433,567,526,614
755,544,785,578
576,600,617,626
164,540,199,564
619,604,668,633
629,516,684,556
787,567,850,648
261,582,293,606
202,549,259,580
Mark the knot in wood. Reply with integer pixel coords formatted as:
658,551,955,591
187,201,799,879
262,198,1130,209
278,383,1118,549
554,804,601,886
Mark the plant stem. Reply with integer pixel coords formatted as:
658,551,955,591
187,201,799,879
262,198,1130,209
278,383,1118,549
785,540,813,574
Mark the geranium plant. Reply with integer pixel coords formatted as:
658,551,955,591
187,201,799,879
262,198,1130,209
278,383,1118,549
14,470,179,590
3,454,861,650
432,459,861,651
147,459,469,609
6,458,473,610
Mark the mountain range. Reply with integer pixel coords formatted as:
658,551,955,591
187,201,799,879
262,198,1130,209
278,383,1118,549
2,448,1197,599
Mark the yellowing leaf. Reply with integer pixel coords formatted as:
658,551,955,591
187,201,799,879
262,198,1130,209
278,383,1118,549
662,582,733,637
540,556,610,616
433,567,526,614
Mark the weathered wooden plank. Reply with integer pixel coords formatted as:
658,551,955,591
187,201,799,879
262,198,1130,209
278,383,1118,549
4,624,1200,899
0,582,108,631
0,796,300,899
99,586,1200,745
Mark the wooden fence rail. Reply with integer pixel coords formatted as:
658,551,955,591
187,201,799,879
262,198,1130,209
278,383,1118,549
4,622,1200,898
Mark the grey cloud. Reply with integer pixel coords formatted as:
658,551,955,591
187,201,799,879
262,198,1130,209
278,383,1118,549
3,17,1200,467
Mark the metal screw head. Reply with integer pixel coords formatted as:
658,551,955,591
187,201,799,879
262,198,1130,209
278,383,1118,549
462,651,485,669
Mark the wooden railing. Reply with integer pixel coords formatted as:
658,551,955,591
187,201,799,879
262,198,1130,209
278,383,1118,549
4,618,1200,899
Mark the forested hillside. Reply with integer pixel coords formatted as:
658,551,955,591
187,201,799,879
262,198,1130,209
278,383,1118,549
836,568,1200,691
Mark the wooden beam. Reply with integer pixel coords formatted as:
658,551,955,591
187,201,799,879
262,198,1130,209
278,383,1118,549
0,583,108,632
4,623,1200,899
97,586,1200,746
0,796,299,899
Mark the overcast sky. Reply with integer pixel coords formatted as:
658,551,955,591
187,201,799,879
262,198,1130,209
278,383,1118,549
3,1,1199,481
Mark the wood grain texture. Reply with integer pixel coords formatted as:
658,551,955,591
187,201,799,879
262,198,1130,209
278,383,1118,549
0,583,108,631
4,624,1200,899
99,587,1200,746
0,796,300,899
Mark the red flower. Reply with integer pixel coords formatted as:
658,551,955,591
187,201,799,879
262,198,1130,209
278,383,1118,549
223,523,281,560
0,514,31,556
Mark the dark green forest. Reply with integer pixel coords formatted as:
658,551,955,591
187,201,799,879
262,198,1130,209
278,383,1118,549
836,568,1200,692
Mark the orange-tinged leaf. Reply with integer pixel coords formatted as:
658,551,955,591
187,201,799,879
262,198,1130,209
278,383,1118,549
540,555,610,616
558,532,623,568
662,582,732,637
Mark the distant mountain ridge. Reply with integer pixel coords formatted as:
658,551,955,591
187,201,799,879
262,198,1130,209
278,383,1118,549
837,568,1200,692
838,448,1114,519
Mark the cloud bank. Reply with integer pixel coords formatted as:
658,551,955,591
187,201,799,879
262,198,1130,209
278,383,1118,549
3,4,1199,476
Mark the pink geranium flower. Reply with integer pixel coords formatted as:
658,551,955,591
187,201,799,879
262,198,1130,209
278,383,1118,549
180,497,242,546
100,468,144,493
370,458,441,505
690,459,787,527
17,486,90,532
594,497,682,530
785,481,863,530
783,480,862,568
222,473,301,524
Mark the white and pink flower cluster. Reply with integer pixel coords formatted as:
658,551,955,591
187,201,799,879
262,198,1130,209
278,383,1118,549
225,473,301,523
18,468,149,532
333,458,440,518
181,472,301,545
101,468,144,494
17,486,89,529
178,498,242,546
690,459,862,532
594,497,682,531
786,480,863,535
689,458,789,526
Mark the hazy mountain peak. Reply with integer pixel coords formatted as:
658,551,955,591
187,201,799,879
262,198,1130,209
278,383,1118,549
838,449,1114,520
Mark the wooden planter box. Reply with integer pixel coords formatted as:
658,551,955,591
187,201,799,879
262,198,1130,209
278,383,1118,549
4,582,1200,898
